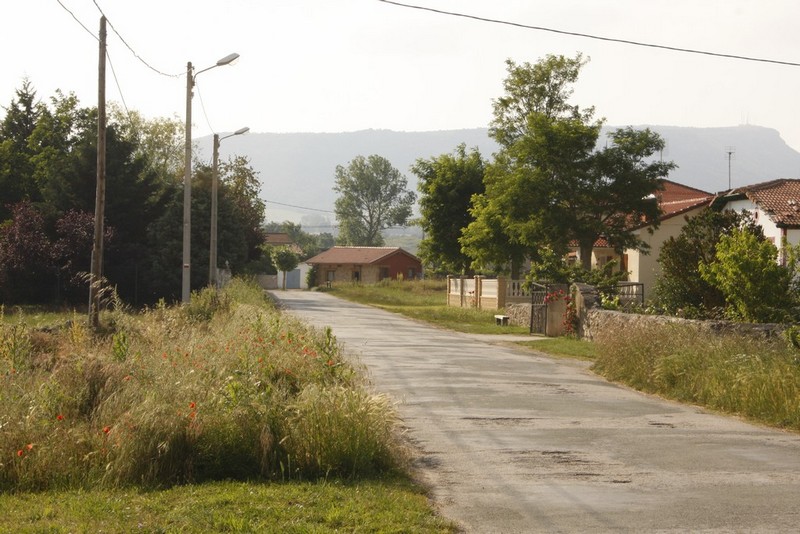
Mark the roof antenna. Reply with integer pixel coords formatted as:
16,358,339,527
724,146,736,190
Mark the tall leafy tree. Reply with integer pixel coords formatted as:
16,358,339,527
109,105,184,185
463,54,674,273
0,79,42,218
412,144,485,275
333,155,415,246
220,155,266,260
145,157,262,301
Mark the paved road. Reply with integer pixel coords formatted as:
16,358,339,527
269,290,800,533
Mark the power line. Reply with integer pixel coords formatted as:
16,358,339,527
265,200,335,213
55,0,98,41
378,0,800,68
92,0,181,77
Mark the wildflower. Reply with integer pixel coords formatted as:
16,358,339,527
16,449,23,457
26,443,33,450
56,414,64,421
123,375,132,381
103,426,111,434
189,402,196,409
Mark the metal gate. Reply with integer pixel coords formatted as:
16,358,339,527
529,282,548,335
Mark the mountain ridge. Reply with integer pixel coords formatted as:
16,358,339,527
198,124,800,225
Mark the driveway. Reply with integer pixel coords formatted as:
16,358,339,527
269,290,800,533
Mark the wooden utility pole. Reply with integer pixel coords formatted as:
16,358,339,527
89,16,107,329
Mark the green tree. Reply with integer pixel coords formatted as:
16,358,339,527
412,144,485,275
333,155,415,246
220,155,266,261
0,79,42,219
700,228,796,323
463,55,674,274
654,208,764,316
109,105,184,185
271,246,300,290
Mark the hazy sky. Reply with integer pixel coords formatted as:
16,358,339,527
4,1,800,151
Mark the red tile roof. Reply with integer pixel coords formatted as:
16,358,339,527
306,246,420,265
577,180,713,248
723,179,800,227
652,180,714,223
265,233,295,245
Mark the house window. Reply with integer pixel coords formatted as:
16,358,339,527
352,270,360,282
407,268,416,279
326,270,335,282
379,267,390,279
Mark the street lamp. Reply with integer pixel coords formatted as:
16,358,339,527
210,126,249,287
182,52,240,304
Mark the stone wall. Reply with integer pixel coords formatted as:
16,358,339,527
506,303,531,327
574,283,785,342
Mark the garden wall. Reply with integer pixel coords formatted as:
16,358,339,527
573,283,785,342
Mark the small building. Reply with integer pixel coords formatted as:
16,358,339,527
711,178,800,265
306,246,422,286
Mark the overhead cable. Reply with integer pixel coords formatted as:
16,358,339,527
378,0,800,67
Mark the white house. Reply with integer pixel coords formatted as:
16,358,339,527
711,178,800,265
574,180,714,301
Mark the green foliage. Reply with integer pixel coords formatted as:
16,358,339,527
654,208,764,316
593,322,800,430
307,264,319,288
699,228,796,323
463,55,674,274
0,82,266,306
271,246,301,290
412,144,485,275
334,155,416,246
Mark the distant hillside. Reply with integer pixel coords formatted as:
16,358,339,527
198,125,800,226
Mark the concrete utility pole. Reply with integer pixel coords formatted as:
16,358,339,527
89,16,107,329
182,61,193,304
210,127,248,287
181,52,240,304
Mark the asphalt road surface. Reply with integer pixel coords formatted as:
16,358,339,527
269,290,800,533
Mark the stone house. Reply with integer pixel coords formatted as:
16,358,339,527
305,246,422,286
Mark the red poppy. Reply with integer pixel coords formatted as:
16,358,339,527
26,443,33,450
17,449,23,457
103,426,111,434
56,414,64,421
189,402,196,409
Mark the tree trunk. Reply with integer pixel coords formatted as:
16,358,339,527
579,241,594,271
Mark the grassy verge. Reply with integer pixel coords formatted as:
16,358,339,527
0,478,453,533
0,279,455,532
323,280,530,335
592,322,800,431
516,337,598,361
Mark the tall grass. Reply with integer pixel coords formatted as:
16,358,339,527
592,322,800,429
0,279,403,492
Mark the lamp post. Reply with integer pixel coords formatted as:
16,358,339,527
210,126,249,287
182,52,240,304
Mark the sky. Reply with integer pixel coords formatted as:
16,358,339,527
3,1,800,151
